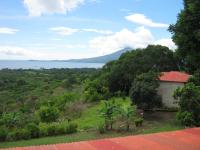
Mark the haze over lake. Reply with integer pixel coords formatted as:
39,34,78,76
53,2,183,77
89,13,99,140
0,60,104,69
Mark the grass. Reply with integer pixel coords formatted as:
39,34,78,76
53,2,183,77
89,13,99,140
0,131,132,148
74,97,131,130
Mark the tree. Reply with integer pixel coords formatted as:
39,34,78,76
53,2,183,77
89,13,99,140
83,78,110,102
103,45,178,94
169,0,200,73
38,106,59,123
119,105,136,131
130,71,162,109
174,83,200,126
99,100,119,130
189,69,200,86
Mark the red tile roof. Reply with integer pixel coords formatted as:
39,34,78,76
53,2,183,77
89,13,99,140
3,128,200,150
159,71,190,83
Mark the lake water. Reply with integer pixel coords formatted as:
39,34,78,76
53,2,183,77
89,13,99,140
0,60,104,69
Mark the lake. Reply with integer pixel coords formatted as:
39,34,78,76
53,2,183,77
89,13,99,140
0,60,104,69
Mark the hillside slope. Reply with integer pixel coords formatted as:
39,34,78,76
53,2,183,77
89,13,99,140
66,48,131,63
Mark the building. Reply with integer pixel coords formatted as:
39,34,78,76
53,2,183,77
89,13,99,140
158,71,190,108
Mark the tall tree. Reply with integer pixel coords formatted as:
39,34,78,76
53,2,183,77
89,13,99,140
105,45,178,94
169,0,200,73
130,71,162,110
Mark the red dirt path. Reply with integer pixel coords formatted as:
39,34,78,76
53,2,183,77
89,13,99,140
2,128,200,150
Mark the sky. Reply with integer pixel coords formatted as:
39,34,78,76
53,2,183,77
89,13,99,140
0,0,183,60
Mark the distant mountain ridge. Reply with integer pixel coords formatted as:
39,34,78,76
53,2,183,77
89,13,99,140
66,48,132,63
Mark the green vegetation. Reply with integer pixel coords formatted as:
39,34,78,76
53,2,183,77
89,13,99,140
1,0,200,147
0,68,96,142
0,111,183,148
73,98,131,130
174,71,200,126
99,100,119,130
169,0,200,73
0,46,194,145
130,71,162,109
38,106,59,123
119,105,136,131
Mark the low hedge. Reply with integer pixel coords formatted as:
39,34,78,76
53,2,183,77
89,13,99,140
3,122,78,142
0,127,8,141
135,118,143,127
26,123,40,138
6,129,31,141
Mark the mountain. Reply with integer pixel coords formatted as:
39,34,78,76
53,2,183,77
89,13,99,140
66,48,131,63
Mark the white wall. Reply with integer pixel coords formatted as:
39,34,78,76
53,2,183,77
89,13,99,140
157,81,184,108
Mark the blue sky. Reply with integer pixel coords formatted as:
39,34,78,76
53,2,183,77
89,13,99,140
0,0,183,60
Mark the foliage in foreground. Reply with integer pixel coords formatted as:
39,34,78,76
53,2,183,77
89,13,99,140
99,100,120,130
99,99,142,132
0,114,181,149
0,121,78,142
169,0,200,73
174,82,200,126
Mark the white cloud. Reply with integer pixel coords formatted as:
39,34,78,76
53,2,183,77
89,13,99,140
50,27,79,35
0,46,43,58
24,0,84,16
82,29,113,35
89,27,154,55
50,26,113,35
0,27,19,34
154,38,177,50
125,13,169,28
89,27,176,55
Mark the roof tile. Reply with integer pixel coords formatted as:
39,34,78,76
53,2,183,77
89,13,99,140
159,71,190,83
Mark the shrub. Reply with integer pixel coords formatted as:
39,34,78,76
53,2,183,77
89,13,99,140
0,127,7,141
176,111,194,126
97,123,106,134
6,131,17,141
135,118,143,127
56,123,66,135
66,122,78,134
38,122,78,137
38,106,59,123
26,123,39,138
7,129,31,141
174,83,200,126
47,124,57,136
15,129,31,140
1,112,23,128
39,123,48,137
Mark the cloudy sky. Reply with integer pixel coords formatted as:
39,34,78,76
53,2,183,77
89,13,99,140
0,0,183,60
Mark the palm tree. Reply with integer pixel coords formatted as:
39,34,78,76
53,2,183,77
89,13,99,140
99,100,119,130
120,106,136,131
